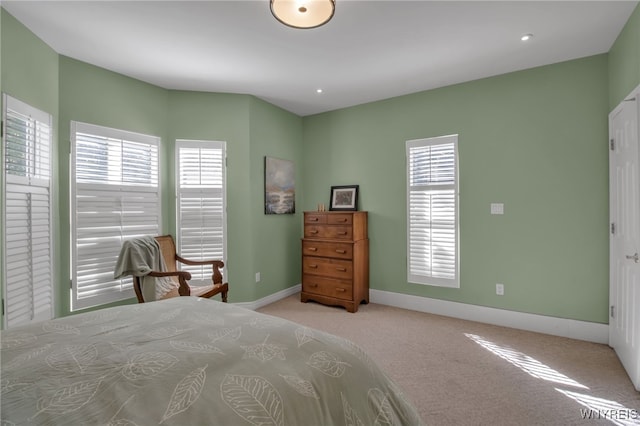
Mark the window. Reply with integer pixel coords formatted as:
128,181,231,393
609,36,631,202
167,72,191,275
2,94,54,328
406,134,459,288
175,140,226,284
71,122,161,310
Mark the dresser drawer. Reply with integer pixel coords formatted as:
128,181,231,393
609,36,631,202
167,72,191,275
327,214,352,225
302,240,352,260
302,274,353,301
304,225,352,240
303,256,352,279
305,213,327,225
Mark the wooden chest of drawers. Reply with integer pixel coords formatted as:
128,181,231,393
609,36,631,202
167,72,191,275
301,211,369,313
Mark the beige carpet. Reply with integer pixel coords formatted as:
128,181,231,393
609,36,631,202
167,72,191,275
257,295,640,426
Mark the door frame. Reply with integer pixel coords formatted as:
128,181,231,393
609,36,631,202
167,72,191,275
609,83,640,391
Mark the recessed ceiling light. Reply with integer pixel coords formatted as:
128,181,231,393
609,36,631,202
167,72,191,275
316,89,323,94
521,33,534,42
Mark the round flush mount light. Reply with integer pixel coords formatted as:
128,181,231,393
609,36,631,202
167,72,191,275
520,33,534,41
270,0,336,29
316,88,323,94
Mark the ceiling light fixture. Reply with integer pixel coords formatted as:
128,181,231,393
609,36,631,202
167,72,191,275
521,33,534,41
270,0,335,29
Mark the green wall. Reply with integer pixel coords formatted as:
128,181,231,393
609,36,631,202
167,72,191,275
167,90,254,302
57,57,170,314
609,3,640,110
1,10,58,112
249,98,304,301
1,5,638,325
56,65,304,309
298,2,638,325
1,9,304,317
302,55,611,323
1,9,59,324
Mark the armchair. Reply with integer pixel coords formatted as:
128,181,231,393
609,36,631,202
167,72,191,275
132,235,228,303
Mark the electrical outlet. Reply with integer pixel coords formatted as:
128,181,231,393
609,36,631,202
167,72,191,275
491,203,504,215
255,272,261,283
496,283,504,296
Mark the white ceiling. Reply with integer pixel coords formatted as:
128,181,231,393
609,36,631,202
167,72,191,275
3,1,638,116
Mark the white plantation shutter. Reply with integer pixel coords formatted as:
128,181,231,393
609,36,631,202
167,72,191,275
2,94,54,328
71,122,161,310
406,135,459,288
176,140,226,284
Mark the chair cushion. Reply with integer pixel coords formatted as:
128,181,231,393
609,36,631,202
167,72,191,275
159,286,181,300
190,284,216,297
159,284,218,300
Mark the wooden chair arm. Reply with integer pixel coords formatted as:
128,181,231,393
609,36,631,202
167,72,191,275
175,256,225,284
176,256,223,267
147,270,192,280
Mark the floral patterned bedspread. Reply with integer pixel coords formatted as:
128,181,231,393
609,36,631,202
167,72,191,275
1,297,423,425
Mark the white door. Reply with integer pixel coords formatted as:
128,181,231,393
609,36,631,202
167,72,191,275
609,84,640,391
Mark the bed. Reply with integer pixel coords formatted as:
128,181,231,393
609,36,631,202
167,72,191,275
1,297,423,425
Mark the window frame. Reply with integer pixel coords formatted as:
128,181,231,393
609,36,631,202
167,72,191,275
2,94,55,328
406,134,460,288
175,139,227,285
70,121,161,311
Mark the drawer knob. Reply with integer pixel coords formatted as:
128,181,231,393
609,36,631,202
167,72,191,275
308,247,318,251
336,267,347,272
310,218,318,221
309,264,318,269
336,288,346,292
335,249,346,254
309,283,318,287
310,230,319,234
338,232,347,235
338,218,347,222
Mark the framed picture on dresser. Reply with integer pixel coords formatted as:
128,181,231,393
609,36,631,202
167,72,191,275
330,185,359,211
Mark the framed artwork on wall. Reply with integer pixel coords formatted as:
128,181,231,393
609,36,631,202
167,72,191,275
264,156,295,214
330,185,359,211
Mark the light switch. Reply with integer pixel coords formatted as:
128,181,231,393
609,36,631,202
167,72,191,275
491,203,504,215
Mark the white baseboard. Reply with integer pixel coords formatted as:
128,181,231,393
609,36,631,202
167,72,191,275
235,284,302,311
239,285,608,344
370,289,609,344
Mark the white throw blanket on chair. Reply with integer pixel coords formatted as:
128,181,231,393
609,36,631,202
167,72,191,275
114,236,177,301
